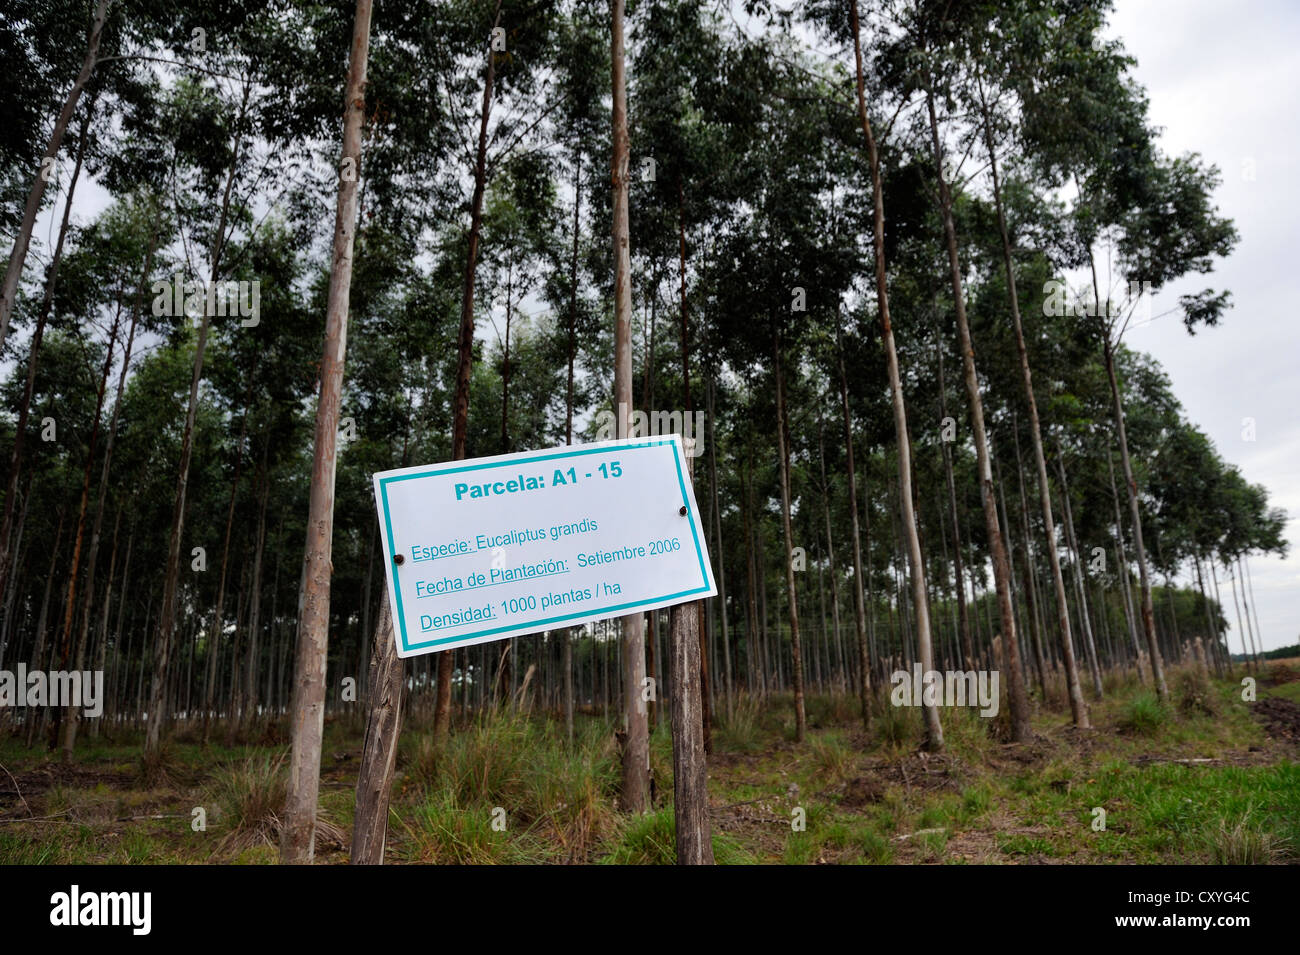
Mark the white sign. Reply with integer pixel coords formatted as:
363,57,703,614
373,435,716,659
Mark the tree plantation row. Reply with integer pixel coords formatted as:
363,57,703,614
0,0,1286,864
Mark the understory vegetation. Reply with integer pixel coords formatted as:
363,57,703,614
2,661,1295,865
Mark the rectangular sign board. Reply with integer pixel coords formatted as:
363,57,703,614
373,435,717,659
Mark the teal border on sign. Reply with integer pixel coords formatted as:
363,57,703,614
377,438,712,653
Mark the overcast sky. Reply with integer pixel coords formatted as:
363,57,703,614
1099,0,1299,651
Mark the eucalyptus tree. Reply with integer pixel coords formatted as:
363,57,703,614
0,96,98,611
281,0,374,865
45,196,169,759
1081,157,1237,701
867,5,1035,740
1010,9,1238,701
141,2,328,768
414,0,564,738
800,0,945,749
710,26,865,740
630,0,751,749
541,0,606,742
956,0,1112,721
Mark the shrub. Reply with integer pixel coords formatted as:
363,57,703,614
1118,693,1169,735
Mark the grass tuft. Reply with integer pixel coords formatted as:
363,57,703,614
1203,816,1292,865
1118,692,1169,735
206,751,289,855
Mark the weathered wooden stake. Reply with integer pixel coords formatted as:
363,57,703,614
670,437,713,864
351,600,403,864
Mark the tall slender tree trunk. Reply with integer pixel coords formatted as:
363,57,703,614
500,259,513,452
773,340,806,742
610,0,649,812
1193,556,1217,672
1227,559,1250,672
1101,335,1168,700
1244,558,1265,666
1235,556,1261,669
850,0,941,749
1105,449,1144,678
706,372,733,715
497,263,517,700
934,329,974,671
282,0,371,863
1207,558,1240,672
146,83,251,769
1008,441,1048,696
351,601,403,865
925,87,1029,741
243,473,269,732
641,292,657,731
562,152,582,745
91,515,128,740
861,472,879,685
676,180,711,753
817,425,845,699
55,298,121,759
432,0,504,741
742,464,759,695
1053,444,1104,696
0,101,96,602
836,323,872,724
669,442,712,863
979,84,1087,726
203,405,248,743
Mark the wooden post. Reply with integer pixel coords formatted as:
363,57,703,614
351,601,403,864
670,437,713,864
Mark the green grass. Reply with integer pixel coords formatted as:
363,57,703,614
998,833,1055,857
1263,680,1300,704
398,791,543,864
1118,692,1170,735
0,664,1294,864
599,806,756,864
205,751,289,854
